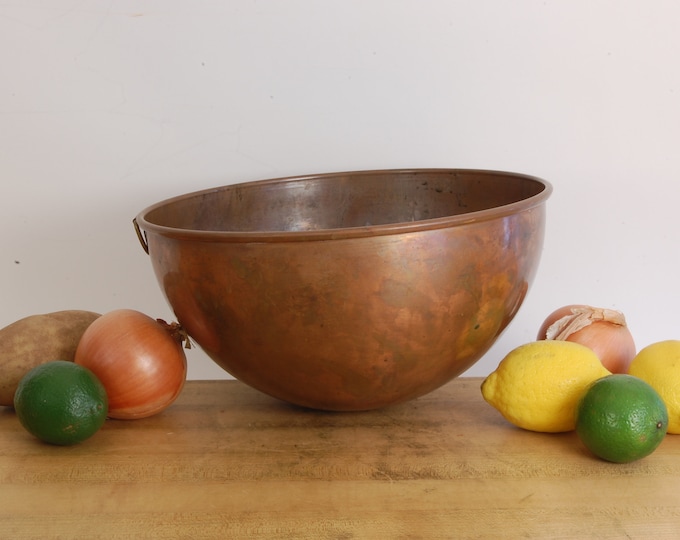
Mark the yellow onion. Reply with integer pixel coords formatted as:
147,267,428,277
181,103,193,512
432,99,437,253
75,309,189,419
537,305,636,374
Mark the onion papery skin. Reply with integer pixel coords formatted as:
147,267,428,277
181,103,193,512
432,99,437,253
537,304,636,374
74,309,188,419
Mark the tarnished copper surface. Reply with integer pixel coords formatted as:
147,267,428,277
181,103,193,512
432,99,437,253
135,169,551,411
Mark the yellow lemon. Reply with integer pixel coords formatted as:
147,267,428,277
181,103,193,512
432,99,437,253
481,340,611,432
628,340,680,434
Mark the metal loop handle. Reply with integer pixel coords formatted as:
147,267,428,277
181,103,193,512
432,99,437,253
133,218,149,254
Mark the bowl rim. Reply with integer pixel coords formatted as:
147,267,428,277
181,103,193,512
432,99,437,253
134,168,552,244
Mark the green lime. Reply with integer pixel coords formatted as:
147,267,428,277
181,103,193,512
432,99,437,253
14,360,108,445
575,374,668,463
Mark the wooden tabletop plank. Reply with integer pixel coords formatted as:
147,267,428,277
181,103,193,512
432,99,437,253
2,378,680,539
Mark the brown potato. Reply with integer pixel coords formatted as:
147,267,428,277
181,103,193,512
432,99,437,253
0,310,101,406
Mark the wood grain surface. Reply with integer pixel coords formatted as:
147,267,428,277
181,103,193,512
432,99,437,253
2,377,680,539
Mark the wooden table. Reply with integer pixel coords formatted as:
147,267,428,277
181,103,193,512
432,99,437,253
2,378,680,539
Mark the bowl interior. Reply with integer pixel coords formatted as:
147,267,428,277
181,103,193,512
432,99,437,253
142,169,548,236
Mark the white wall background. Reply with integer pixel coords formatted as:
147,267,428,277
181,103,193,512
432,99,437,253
2,1,679,380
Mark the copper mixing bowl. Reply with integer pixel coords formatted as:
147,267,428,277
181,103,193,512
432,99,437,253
134,169,551,411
